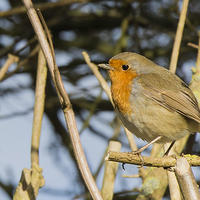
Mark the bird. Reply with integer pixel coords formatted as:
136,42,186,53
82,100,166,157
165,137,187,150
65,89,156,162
98,52,200,154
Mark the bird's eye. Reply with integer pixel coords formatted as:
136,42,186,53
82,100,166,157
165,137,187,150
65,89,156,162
122,65,129,71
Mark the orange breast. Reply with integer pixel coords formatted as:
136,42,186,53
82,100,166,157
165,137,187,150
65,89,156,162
108,59,138,115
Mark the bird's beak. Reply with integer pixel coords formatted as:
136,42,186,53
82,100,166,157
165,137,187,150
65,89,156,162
98,64,113,70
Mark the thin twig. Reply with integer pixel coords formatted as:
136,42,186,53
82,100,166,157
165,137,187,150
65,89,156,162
164,143,182,200
124,129,138,151
187,42,199,49
1,44,40,82
82,51,112,103
0,54,19,81
22,1,103,199
0,0,89,18
93,120,121,181
31,48,47,167
114,15,130,55
79,89,103,134
195,31,200,73
189,32,200,107
122,174,140,178
14,36,37,55
169,0,189,74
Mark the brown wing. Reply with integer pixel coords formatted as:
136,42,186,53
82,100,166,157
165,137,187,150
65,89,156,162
135,73,200,123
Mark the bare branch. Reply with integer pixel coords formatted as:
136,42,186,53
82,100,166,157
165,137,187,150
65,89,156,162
1,44,40,82
0,54,19,81
175,157,200,200
188,42,199,49
0,0,89,18
106,151,200,167
31,49,47,166
82,51,113,103
189,32,200,105
13,163,45,200
169,0,189,73
164,143,182,200
196,31,200,73
101,141,121,200
22,0,103,199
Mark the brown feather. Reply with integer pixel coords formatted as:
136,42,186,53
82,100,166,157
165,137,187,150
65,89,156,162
135,72,200,124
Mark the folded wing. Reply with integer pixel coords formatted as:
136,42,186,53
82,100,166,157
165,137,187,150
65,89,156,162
136,73,200,123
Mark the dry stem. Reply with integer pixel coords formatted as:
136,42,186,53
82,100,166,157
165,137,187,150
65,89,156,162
101,141,121,200
22,0,103,199
13,163,45,200
106,151,200,167
31,49,47,166
195,31,200,73
164,143,182,200
82,51,112,103
0,54,19,81
169,0,189,74
0,0,89,18
188,42,199,49
175,157,200,200
1,45,40,82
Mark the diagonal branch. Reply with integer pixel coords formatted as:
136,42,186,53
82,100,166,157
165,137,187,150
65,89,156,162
22,0,103,199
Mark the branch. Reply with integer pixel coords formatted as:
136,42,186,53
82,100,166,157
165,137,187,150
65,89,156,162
31,48,47,166
13,46,47,200
13,163,45,200
1,44,40,82
196,31,200,73
169,0,189,73
188,42,199,49
22,1,103,199
164,143,182,200
82,51,112,103
106,151,200,167
175,157,200,200
0,54,19,81
101,141,121,200
0,0,89,18
190,32,200,105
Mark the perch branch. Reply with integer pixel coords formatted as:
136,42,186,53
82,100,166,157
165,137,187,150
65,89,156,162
106,151,200,167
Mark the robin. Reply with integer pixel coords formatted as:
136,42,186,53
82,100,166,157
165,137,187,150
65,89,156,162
99,52,200,154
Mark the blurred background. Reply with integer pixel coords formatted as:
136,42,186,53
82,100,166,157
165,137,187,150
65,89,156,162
1,0,200,199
